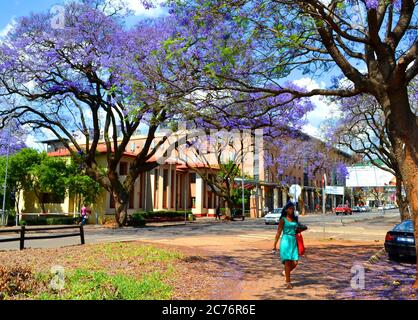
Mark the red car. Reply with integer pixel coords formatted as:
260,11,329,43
334,204,352,215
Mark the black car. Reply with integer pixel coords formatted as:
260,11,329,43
352,206,361,213
384,220,416,260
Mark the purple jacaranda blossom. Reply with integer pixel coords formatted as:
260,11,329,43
0,121,27,156
365,0,379,9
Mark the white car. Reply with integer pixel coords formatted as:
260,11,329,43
264,208,282,225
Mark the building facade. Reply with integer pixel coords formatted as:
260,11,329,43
19,130,352,223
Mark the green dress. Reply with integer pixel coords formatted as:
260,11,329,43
279,217,299,263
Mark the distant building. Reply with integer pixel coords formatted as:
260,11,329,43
346,161,399,207
19,130,353,222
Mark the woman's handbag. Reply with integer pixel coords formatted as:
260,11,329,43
296,233,305,256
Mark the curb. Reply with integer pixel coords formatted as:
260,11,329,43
368,247,386,264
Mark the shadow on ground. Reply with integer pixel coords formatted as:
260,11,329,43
193,244,416,300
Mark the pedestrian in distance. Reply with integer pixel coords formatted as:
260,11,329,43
272,201,308,289
215,204,222,220
80,204,89,226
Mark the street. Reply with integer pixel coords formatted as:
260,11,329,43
0,210,402,250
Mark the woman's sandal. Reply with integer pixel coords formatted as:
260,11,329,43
285,282,293,289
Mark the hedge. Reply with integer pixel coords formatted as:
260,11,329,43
129,211,193,227
19,215,78,226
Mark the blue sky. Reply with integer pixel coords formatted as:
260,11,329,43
0,0,62,31
0,1,337,147
0,0,168,33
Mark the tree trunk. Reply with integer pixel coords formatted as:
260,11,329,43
382,88,418,288
108,171,131,227
39,200,46,214
395,175,410,221
299,191,305,216
399,152,418,289
114,193,129,227
224,199,233,219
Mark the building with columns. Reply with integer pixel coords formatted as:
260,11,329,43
18,129,352,222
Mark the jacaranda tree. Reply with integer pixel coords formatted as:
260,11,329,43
0,2,189,226
164,0,418,287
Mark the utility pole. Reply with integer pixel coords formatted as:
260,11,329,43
322,173,327,239
1,127,12,226
241,136,245,218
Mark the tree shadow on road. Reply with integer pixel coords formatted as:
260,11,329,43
202,244,409,300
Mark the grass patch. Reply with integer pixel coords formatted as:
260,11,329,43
95,242,183,263
33,269,173,300
1,242,185,300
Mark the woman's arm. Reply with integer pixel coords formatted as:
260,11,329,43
273,219,284,251
297,223,308,233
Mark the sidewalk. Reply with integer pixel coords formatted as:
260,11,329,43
82,216,228,230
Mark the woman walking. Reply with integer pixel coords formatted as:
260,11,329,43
273,201,307,289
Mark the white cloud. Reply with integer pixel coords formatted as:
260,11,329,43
293,77,341,128
0,19,16,39
302,124,322,139
125,0,166,17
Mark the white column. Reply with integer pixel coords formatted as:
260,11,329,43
282,190,287,207
149,170,155,211
158,167,164,210
194,174,204,215
273,188,279,209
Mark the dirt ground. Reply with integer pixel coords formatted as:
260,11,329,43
142,236,417,300
1,235,416,300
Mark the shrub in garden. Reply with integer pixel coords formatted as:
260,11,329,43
0,266,38,299
131,213,146,227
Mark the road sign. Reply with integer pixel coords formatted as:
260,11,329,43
289,184,302,202
325,186,345,195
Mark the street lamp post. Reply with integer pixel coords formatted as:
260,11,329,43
1,132,11,226
322,173,327,239
241,141,245,218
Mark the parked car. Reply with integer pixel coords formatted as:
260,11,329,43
334,204,352,215
383,204,397,210
352,206,361,213
359,206,370,212
264,208,282,225
384,220,416,260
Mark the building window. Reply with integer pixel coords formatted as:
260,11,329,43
208,191,213,209
138,173,144,209
41,193,64,204
154,169,158,208
190,172,196,183
119,162,128,176
129,189,134,209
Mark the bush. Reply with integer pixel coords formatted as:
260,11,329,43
139,211,192,219
0,266,38,299
20,215,77,226
128,211,192,227
6,212,17,227
131,213,146,227
46,217,77,225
